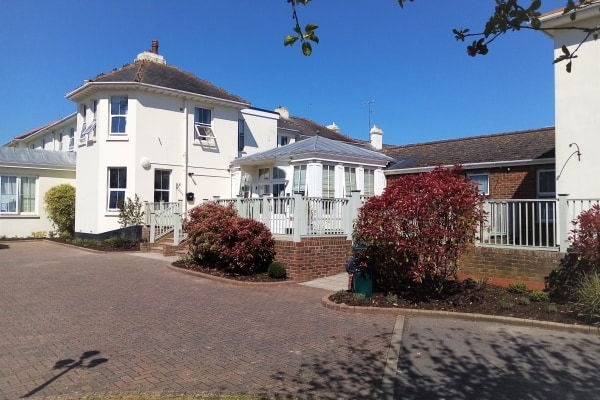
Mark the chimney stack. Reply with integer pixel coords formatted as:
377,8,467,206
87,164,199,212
370,124,383,150
151,40,159,54
275,106,289,119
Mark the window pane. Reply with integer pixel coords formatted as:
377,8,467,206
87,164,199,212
0,176,17,213
468,174,489,195
20,177,36,213
109,190,125,209
364,169,374,196
345,167,356,193
195,107,211,125
322,165,335,198
273,167,286,180
538,170,556,194
111,116,127,133
111,96,128,115
293,165,306,194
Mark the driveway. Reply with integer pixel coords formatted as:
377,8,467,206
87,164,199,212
0,241,599,399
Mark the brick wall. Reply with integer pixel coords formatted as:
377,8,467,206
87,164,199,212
388,164,554,200
459,245,564,290
274,236,352,281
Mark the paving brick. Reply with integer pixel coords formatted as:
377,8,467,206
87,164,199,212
0,241,395,399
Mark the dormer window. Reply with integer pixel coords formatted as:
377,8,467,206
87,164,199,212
110,96,128,134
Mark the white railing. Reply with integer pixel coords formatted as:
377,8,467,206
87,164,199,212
478,199,557,249
479,196,600,252
144,201,183,244
214,192,362,241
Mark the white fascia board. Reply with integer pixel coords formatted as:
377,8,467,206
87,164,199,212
384,158,555,175
539,2,600,31
286,153,391,167
67,82,250,109
241,108,280,119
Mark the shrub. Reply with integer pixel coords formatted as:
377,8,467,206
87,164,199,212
184,202,275,275
118,194,145,228
44,184,76,235
353,166,484,294
546,205,600,302
529,290,549,302
576,273,600,321
518,296,530,306
507,282,528,294
570,204,600,267
267,262,287,279
103,236,128,248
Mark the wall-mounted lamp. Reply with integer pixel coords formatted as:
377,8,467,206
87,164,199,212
557,142,582,180
569,142,582,161
140,157,151,170
188,172,194,177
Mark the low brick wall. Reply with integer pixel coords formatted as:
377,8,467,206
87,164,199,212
459,246,565,290
274,236,352,281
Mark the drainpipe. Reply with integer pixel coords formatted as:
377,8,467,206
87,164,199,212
184,100,189,214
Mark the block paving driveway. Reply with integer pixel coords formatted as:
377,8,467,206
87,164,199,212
1,241,600,399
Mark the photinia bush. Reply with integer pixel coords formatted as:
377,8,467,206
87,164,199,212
570,204,600,266
353,166,484,294
183,202,275,274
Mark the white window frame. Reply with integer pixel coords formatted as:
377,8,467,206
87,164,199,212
293,165,307,195
467,173,490,195
110,96,128,135
322,165,335,198
363,169,375,196
278,135,289,147
238,119,245,151
194,107,213,143
344,167,357,194
107,167,127,211
537,169,556,198
0,175,38,215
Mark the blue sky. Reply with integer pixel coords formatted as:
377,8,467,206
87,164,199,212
0,0,565,146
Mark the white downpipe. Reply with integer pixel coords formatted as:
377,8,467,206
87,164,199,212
183,100,189,215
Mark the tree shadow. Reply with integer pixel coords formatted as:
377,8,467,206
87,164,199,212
394,320,600,400
260,330,391,399
22,350,108,398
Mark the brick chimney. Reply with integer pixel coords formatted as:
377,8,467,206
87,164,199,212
135,39,166,64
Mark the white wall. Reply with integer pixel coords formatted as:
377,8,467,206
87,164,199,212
548,11,600,199
0,167,75,238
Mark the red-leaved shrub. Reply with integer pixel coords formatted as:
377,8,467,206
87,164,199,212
353,167,484,293
571,204,600,266
183,202,275,274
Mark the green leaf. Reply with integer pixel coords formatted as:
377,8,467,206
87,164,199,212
562,45,570,56
531,17,541,29
302,41,312,56
284,35,299,46
307,32,319,44
530,0,541,10
566,61,572,73
305,23,319,32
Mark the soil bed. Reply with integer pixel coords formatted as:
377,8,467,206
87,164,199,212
172,259,288,283
330,279,595,326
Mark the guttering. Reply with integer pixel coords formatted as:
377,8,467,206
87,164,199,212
384,158,556,175
66,82,250,109
0,162,76,171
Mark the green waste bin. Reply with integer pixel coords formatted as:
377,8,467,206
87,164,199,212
353,271,372,298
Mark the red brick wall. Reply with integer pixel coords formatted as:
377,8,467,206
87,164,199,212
274,236,352,281
459,245,564,290
387,164,554,200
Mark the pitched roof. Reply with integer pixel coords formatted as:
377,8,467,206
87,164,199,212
383,127,555,172
75,60,248,104
0,147,76,170
278,115,364,143
232,135,394,166
10,113,76,141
